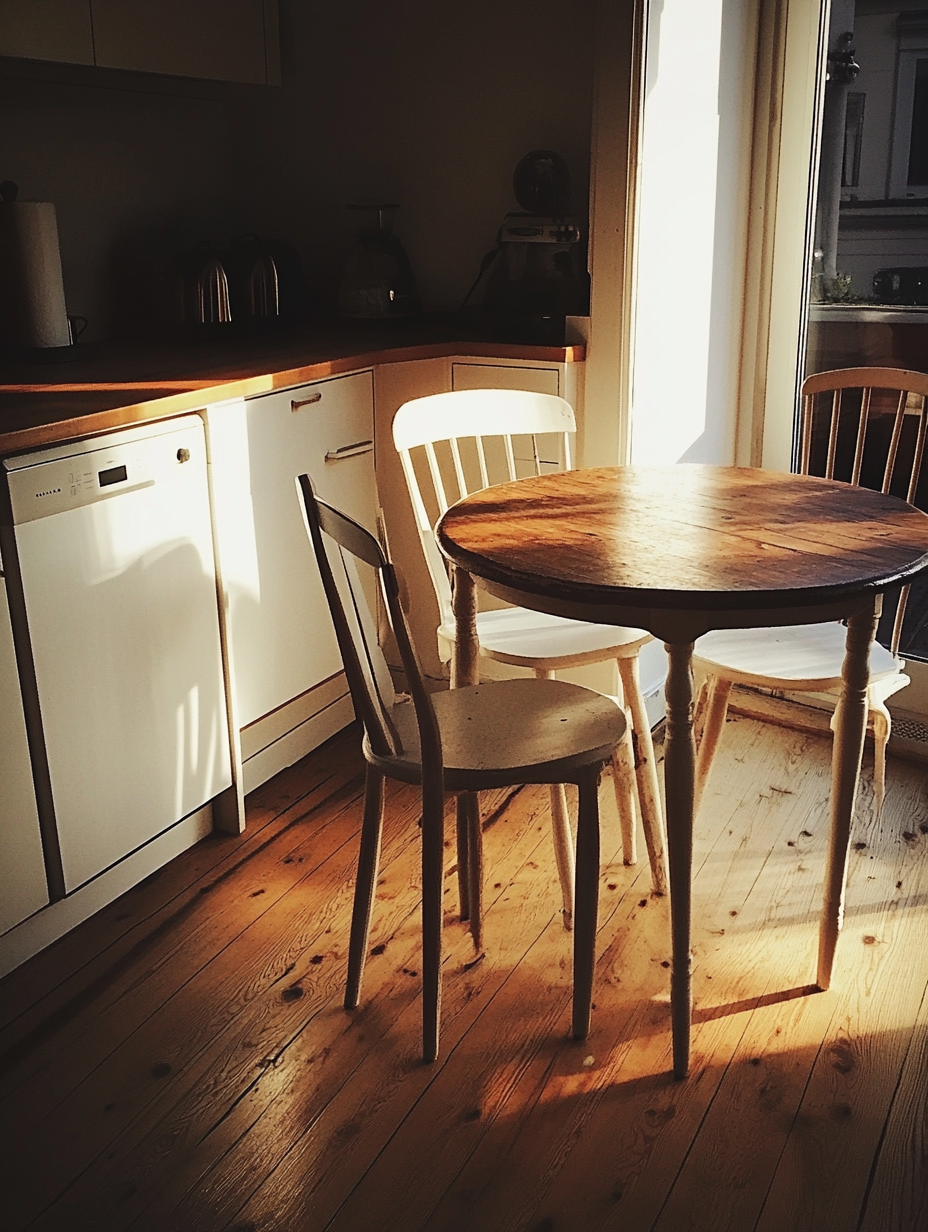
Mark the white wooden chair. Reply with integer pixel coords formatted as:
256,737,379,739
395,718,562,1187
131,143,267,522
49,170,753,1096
297,474,628,1062
392,388,668,928
693,367,928,815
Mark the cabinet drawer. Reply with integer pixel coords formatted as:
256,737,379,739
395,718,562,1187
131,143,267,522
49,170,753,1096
451,363,561,397
285,372,376,530
450,363,568,473
210,372,375,729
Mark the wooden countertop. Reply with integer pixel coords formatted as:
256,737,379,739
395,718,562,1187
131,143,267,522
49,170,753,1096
0,322,584,456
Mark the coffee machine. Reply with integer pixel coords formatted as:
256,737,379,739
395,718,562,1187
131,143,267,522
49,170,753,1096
466,151,589,343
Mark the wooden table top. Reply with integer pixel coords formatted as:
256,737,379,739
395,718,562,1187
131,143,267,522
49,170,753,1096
436,465,928,613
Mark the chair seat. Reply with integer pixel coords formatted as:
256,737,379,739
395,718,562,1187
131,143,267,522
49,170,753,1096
438,606,650,667
693,621,902,690
368,677,627,789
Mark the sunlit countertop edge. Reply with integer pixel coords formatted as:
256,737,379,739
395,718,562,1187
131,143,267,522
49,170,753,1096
0,332,585,456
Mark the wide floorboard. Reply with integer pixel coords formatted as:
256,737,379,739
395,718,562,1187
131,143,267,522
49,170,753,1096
1,713,927,1232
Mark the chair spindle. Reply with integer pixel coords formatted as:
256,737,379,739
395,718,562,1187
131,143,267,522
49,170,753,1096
850,386,871,486
882,389,908,495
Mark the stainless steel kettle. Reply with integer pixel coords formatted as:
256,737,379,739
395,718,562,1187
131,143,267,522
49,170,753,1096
226,234,305,323
196,257,232,323
176,244,233,327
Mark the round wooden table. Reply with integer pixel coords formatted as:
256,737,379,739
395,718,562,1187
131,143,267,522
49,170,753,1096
436,464,928,1078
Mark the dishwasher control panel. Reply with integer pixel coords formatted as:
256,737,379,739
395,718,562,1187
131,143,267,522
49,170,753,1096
5,417,202,526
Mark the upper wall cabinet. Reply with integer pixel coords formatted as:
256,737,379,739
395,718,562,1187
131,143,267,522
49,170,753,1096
0,0,281,85
92,0,280,85
0,1,95,66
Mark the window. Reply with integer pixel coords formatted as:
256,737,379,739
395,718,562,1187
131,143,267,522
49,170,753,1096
889,14,928,197
908,59,928,185
843,91,865,187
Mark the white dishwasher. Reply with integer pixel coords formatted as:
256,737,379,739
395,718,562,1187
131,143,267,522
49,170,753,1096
2,416,232,894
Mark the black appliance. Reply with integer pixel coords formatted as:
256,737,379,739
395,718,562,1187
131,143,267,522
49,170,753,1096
873,267,928,305
464,151,589,343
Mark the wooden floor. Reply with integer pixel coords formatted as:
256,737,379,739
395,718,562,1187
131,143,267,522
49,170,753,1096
2,713,928,1232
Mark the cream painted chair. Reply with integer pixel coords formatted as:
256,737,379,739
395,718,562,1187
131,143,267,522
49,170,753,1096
693,367,928,815
392,388,668,928
298,475,628,1061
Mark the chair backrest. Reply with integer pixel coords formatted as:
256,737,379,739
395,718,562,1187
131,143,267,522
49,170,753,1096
297,473,441,771
799,366,928,651
392,388,577,627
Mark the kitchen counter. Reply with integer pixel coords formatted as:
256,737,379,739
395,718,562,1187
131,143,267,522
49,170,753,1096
0,316,586,978
0,321,584,455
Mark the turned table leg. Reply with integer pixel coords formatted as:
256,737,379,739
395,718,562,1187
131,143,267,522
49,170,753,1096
450,566,479,690
663,639,697,1080
451,567,482,941
817,596,881,990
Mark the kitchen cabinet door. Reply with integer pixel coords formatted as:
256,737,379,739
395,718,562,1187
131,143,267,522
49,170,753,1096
0,0,94,65
0,576,48,936
211,372,376,730
91,0,279,84
451,362,567,474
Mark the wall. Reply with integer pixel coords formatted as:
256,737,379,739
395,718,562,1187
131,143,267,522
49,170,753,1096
0,60,245,340
0,0,596,339
227,0,596,314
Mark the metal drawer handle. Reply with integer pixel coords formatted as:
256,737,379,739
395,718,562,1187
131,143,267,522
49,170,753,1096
325,440,373,462
291,391,323,411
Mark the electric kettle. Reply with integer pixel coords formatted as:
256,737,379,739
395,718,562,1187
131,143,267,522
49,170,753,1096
226,234,307,324
177,244,232,326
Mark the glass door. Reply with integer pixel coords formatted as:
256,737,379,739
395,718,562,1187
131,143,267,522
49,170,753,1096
804,1,928,669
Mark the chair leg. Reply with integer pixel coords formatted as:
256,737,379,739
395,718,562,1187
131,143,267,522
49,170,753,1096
870,699,891,818
463,791,484,951
692,676,709,746
612,728,639,869
455,794,472,921
535,668,577,931
344,766,385,1011
618,656,668,895
572,765,602,1040
548,784,576,930
609,667,638,869
694,676,733,812
421,770,446,1063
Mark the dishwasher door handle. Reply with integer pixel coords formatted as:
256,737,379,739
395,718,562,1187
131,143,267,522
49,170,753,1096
325,440,374,462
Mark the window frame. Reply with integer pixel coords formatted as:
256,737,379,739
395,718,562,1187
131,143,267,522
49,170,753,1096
888,37,928,197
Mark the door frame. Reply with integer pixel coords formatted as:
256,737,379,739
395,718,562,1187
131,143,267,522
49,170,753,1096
587,0,830,475
582,0,647,471
737,0,830,473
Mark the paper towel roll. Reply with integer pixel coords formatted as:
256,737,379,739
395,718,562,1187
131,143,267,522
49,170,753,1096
0,201,71,348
